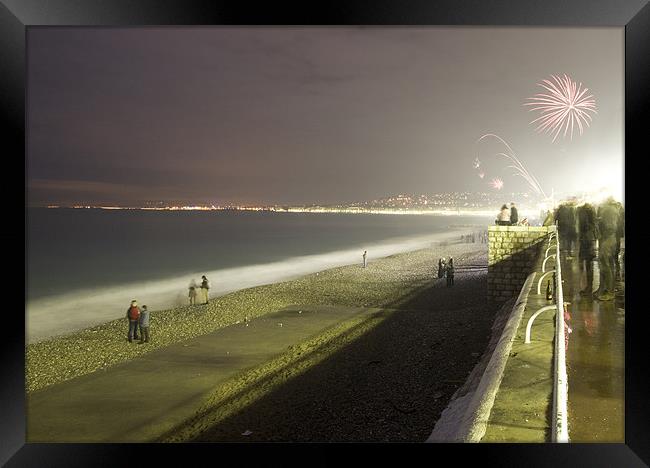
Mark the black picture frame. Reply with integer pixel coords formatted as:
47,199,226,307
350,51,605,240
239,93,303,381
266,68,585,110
4,0,649,465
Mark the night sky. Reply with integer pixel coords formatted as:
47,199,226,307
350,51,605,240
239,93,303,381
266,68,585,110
27,27,623,206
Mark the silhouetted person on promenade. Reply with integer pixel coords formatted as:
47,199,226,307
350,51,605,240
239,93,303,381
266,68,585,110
555,201,578,256
362,250,367,268
614,201,625,280
510,202,519,225
438,258,446,279
496,204,510,226
577,203,599,296
543,210,554,227
596,198,620,301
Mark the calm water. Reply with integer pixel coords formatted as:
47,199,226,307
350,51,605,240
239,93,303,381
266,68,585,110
26,208,489,342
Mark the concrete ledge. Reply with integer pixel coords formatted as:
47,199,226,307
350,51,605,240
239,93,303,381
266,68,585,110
427,271,536,443
488,226,551,233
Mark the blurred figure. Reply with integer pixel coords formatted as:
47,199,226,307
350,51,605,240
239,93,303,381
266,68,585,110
496,204,510,226
577,203,599,296
542,210,555,227
596,197,620,301
188,285,197,305
200,275,211,304
555,201,578,256
438,257,446,279
614,201,625,280
126,299,141,343
362,250,367,268
509,202,519,225
446,258,455,287
139,305,150,344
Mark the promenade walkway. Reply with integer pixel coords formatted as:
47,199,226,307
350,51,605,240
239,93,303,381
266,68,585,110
481,243,625,442
27,304,377,442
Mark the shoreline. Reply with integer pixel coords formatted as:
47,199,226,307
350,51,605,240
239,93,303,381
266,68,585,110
27,241,487,394
27,229,485,343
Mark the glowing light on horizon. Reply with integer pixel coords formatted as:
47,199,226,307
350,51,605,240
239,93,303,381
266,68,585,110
524,74,597,143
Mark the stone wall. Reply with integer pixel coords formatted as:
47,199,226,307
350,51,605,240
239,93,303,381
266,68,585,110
488,226,553,302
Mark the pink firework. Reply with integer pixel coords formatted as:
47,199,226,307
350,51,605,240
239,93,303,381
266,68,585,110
524,74,597,142
490,177,504,190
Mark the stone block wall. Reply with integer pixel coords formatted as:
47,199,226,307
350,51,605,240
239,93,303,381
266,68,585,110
488,225,553,302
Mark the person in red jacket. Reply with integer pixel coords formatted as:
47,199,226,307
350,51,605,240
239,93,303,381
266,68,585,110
126,300,141,342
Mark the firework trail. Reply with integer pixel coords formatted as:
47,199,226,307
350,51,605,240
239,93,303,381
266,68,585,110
475,133,548,199
524,74,597,143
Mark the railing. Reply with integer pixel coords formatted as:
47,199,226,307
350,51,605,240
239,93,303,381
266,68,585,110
524,225,569,442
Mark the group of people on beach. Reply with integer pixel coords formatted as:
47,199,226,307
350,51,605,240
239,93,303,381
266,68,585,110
461,231,488,244
496,202,528,226
437,257,455,287
188,275,211,305
554,196,624,301
126,300,150,343
125,275,211,342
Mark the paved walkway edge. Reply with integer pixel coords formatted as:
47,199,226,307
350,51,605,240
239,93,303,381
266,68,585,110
427,272,536,443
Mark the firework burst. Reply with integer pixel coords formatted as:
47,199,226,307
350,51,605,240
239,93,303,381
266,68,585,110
475,133,548,199
490,177,504,190
524,74,597,143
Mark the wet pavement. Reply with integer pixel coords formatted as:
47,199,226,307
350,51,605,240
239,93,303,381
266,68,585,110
561,248,625,442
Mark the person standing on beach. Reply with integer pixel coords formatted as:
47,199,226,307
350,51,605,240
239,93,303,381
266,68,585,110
446,258,455,287
126,300,141,343
510,202,519,225
362,250,367,268
139,305,150,344
189,285,197,305
200,275,211,304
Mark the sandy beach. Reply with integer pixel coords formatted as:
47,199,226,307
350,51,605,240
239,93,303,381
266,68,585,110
27,240,491,398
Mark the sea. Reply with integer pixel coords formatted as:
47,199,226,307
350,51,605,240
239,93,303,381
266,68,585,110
26,208,491,343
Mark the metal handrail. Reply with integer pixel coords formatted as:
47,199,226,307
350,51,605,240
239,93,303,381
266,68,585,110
542,254,556,272
525,305,556,343
524,226,569,442
536,270,555,295
552,229,569,443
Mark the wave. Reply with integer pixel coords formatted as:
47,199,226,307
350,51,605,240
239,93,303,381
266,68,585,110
26,229,470,343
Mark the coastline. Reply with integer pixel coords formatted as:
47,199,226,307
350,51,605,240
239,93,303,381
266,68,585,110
27,241,487,394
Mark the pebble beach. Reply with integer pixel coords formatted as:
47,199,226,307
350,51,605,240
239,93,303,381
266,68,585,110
27,240,491,398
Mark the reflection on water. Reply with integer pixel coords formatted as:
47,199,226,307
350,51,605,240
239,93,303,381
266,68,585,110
563,255,624,442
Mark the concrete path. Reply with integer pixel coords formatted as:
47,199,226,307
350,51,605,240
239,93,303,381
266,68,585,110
27,304,377,442
481,278,555,442
481,247,625,443
562,253,625,442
